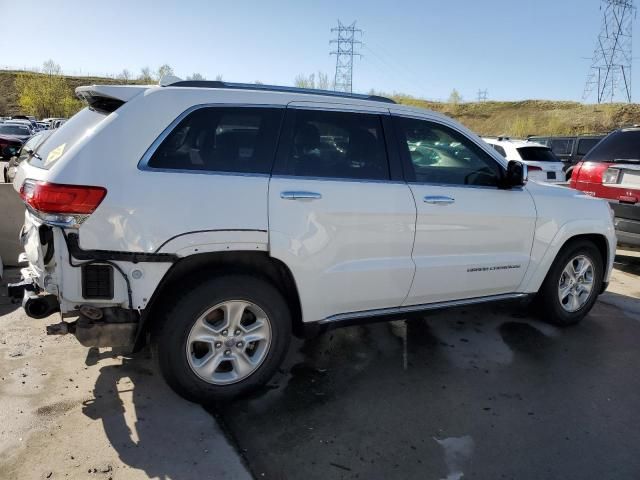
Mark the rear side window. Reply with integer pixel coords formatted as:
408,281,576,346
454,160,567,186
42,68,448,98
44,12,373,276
583,130,640,163
279,109,390,180
549,138,575,156
576,138,601,156
394,117,502,187
516,147,559,161
491,144,507,157
29,108,107,170
148,107,283,174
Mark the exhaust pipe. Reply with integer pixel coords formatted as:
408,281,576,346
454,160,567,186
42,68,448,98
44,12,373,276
23,291,60,319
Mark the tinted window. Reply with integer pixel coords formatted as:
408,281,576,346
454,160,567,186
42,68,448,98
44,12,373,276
149,107,283,174
492,144,507,157
395,117,502,187
576,138,601,156
583,130,640,163
549,138,575,155
0,125,30,135
517,146,560,161
282,109,389,180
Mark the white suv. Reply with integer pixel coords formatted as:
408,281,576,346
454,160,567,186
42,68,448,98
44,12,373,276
8,80,616,402
483,137,566,183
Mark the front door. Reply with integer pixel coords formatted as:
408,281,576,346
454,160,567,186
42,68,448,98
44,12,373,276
392,115,537,305
268,105,416,322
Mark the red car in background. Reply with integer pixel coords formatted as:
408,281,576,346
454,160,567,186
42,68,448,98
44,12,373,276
570,127,640,247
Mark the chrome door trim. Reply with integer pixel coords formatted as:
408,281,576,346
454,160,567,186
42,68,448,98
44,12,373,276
318,293,529,325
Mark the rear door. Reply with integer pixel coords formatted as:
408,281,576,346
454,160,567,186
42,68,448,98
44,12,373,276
268,103,416,322
392,115,537,305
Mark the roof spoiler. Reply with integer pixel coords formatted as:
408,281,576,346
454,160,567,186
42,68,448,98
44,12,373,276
75,85,151,112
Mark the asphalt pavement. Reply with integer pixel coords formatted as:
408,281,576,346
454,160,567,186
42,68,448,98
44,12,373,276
214,260,640,480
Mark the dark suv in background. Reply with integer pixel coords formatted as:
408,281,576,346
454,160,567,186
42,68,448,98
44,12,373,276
529,135,604,180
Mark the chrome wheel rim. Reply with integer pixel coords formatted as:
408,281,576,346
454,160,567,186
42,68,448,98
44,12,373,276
186,300,272,385
558,255,595,313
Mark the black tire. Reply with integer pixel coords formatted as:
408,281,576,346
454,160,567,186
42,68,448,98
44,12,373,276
152,274,291,403
536,240,603,326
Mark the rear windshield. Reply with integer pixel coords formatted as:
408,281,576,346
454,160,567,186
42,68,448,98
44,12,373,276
583,130,640,163
0,125,30,135
517,146,559,161
28,108,107,169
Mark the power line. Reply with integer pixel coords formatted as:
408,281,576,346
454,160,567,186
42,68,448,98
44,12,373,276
583,0,636,103
330,21,363,93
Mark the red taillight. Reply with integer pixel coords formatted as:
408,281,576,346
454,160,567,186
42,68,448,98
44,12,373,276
19,180,106,215
528,166,542,171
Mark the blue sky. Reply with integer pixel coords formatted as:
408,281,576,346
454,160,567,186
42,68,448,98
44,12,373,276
0,0,636,102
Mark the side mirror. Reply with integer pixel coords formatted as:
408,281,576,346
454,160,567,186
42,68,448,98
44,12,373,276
506,160,528,187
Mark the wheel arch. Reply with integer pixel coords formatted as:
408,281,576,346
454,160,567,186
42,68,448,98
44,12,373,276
520,220,615,294
134,251,307,351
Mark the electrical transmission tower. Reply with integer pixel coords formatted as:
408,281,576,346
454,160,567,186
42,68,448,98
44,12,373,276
583,0,636,103
330,21,363,93
477,89,488,102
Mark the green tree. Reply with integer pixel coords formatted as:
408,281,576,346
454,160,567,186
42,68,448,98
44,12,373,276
186,72,205,80
14,60,82,118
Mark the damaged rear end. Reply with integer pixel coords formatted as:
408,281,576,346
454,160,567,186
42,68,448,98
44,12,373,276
8,85,150,349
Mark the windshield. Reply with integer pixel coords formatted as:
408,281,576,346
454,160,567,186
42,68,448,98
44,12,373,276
517,146,560,161
28,107,108,169
0,125,30,135
583,130,640,163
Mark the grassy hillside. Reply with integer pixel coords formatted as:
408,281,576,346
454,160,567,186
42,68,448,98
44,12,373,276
1,69,638,136
393,95,640,137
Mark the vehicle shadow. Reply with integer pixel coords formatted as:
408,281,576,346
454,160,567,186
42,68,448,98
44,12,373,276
0,268,21,316
614,252,640,276
81,348,248,480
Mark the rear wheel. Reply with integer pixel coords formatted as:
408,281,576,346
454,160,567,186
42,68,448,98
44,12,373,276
536,240,603,326
152,274,291,403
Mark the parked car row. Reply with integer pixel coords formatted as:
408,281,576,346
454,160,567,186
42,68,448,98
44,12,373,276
529,134,605,179
0,115,67,180
570,127,640,248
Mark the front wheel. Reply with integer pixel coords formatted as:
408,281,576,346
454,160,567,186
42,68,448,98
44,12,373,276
152,275,292,403
536,240,603,326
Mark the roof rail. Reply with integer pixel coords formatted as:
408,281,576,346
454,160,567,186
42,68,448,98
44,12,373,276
165,80,396,104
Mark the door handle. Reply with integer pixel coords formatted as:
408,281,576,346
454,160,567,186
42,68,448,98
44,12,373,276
281,191,322,200
423,195,455,205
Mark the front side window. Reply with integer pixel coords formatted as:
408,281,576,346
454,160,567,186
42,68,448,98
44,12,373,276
281,109,390,180
395,117,502,187
148,107,283,174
